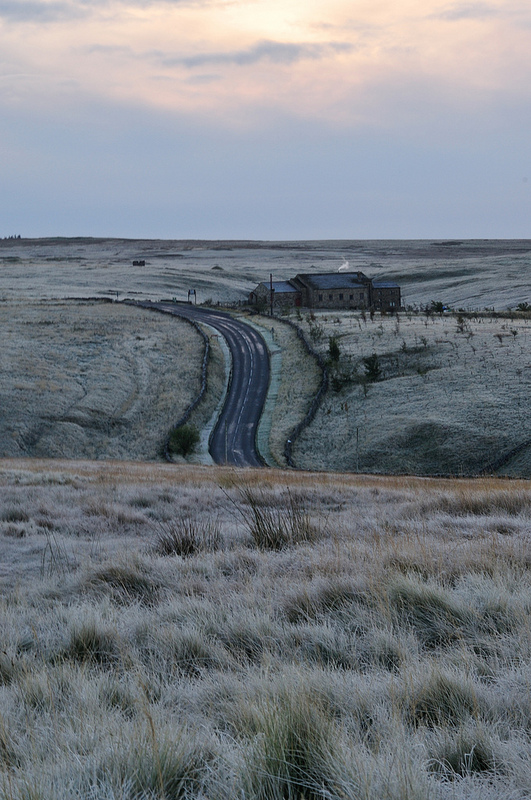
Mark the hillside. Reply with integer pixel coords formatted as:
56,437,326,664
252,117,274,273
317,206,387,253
287,309,531,477
0,300,223,461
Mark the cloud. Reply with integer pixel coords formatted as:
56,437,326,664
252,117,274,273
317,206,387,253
0,0,212,24
433,2,499,20
160,39,354,69
0,0,86,22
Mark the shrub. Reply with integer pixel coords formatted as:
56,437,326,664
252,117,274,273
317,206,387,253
167,424,199,457
362,353,381,382
328,335,340,362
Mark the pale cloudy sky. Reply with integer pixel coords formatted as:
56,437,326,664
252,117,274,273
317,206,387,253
1,0,529,238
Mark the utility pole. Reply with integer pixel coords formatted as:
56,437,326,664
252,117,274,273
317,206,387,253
225,420,228,464
270,273,274,317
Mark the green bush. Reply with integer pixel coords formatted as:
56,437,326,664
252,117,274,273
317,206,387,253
328,335,340,362
168,424,200,457
362,353,381,382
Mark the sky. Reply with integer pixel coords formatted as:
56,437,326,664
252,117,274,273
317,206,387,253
0,0,530,239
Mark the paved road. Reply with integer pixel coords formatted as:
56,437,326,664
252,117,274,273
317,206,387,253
151,303,270,467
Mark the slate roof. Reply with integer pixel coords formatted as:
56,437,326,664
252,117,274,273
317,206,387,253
372,281,400,289
294,273,369,290
259,281,299,293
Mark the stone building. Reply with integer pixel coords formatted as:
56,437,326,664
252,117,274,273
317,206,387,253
248,280,301,309
249,272,400,312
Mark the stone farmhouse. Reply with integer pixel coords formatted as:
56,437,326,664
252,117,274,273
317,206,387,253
249,272,401,312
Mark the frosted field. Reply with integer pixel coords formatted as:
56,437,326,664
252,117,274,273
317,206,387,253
1,238,531,472
1,461,531,799
0,300,218,460
287,309,531,476
1,237,530,310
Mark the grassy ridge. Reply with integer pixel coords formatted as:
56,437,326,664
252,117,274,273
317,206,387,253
0,460,530,798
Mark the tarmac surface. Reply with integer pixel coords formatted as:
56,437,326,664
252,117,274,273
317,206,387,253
152,303,270,467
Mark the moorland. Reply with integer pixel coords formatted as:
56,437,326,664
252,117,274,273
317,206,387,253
1,238,531,799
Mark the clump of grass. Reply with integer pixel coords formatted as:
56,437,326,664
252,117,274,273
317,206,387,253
243,688,341,800
85,563,160,605
60,621,120,667
128,494,153,509
359,627,407,673
40,532,77,578
229,485,322,550
99,727,215,800
291,623,355,669
99,675,139,718
154,517,222,557
282,579,367,623
426,489,531,517
404,670,482,729
386,574,474,648
1,508,29,523
0,652,16,686
429,726,501,778
136,626,231,678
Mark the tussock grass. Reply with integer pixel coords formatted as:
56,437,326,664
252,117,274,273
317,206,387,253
154,517,222,557
85,563,160,605
242,688,342,800
1,463,531,798
228,484,323,550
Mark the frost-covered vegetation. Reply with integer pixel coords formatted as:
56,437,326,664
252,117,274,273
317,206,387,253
1,460,531,799
288,309,531,476
0,301,223,461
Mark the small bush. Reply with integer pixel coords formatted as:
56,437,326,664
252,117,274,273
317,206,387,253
167,424,200,457
362,353,381,382
328,335,340,362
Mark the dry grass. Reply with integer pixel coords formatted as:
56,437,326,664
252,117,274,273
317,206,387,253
0,460,530,798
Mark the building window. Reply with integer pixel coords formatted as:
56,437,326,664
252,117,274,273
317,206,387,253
318,294,323,301
329,294,333,300
339,293,343,300
360,293,364,300
349,294,353,300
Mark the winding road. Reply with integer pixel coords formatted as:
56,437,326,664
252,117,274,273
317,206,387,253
150,303,270,467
